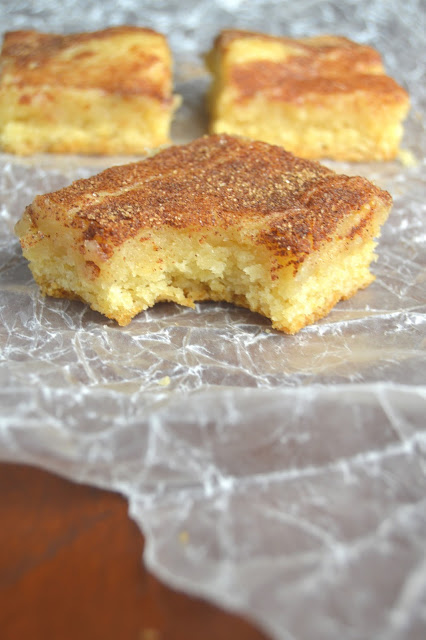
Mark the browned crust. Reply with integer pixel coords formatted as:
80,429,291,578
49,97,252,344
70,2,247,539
0,26,172,101
230,62,408,104
23,134,392,265
213,29,408,105
216,30,384,73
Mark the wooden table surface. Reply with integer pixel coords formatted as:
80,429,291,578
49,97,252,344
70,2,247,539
0,462,269,640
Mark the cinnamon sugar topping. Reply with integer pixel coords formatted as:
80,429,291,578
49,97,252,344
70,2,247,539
29,134,391,260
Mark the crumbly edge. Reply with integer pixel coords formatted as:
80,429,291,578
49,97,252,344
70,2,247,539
16,197,389,333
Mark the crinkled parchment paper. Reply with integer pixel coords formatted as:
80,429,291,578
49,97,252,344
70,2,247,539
1,1,425,639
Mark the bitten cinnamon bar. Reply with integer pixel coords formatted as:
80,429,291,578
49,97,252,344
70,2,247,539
15,134,392,333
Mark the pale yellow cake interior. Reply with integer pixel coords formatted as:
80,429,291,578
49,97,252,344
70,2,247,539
16,200,387,334
208,92,407,162
0,89,179,155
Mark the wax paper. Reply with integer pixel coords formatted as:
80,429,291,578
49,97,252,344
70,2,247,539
1,1,426,639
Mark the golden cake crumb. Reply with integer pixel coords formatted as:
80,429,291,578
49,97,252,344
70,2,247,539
398,149,417,167
178,531,190,545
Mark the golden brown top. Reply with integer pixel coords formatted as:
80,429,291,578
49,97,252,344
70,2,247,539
0,26,173,100
23,134,392,262
212,29,408,104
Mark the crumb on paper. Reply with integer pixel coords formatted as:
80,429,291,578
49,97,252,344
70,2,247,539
398,149,417,167
140,629,161,640
175,60,207,82
158,375,171,387
179,530,189,545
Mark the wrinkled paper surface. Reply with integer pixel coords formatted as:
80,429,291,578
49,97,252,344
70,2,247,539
1,1,426,639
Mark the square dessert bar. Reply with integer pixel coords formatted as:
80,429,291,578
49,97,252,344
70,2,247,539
15,134,392,334
0,26,180,155
206,30,410,161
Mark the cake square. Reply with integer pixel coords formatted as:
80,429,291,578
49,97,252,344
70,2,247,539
206,30,410,161
0,26,180,155
15,134,392,334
